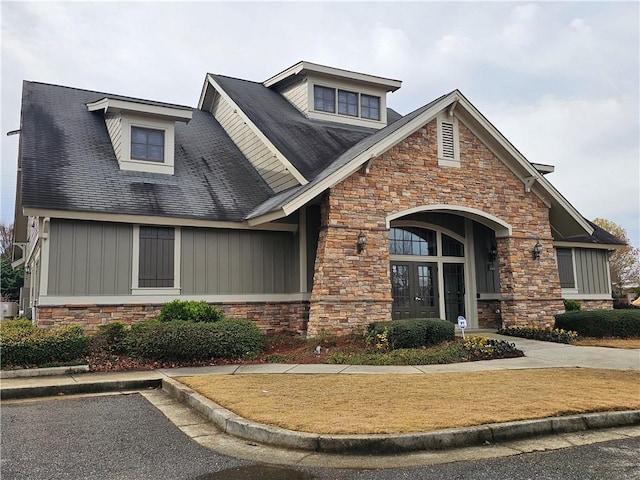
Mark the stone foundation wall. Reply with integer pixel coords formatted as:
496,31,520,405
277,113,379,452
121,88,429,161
36,301,309,334
573,299,614,311
476,300,502,329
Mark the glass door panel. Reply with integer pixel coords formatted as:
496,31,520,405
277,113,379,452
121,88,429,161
443,263,465,323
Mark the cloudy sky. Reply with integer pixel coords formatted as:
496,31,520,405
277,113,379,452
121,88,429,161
1,1,638,246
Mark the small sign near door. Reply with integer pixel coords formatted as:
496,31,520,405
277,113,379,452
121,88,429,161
457,316,467,338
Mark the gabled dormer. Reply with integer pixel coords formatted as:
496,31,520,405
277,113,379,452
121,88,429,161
87,97,192,175
263,61,402,130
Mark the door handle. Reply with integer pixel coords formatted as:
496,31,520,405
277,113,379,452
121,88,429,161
414,296,422,301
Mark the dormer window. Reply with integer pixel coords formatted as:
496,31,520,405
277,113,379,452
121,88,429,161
312,84,382,124
131,127,165,162
314,86,335,113
86,97,192,175
338,90,358,116
361,94,380,121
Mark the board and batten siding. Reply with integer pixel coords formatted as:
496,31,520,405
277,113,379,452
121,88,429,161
574,248,610,294
181,227,299,295
210,95,299,193
104,113,122,161
48,220,132,295
278,80,308,114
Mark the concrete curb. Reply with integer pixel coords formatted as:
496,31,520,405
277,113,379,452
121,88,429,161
0,379,162,400
162,377,640,454
0,365,90,379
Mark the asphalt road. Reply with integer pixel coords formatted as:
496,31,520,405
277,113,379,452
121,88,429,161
1,394,639,480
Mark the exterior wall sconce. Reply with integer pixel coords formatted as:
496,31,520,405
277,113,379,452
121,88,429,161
532,239,543,260
357,231,367,254
25,265,31,275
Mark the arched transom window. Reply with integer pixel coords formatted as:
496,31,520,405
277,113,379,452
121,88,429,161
389,227,464,257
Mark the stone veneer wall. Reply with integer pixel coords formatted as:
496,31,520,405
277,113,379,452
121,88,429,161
573,299,613,311
307,118,565,335
36,301,309,334
476,300,502,329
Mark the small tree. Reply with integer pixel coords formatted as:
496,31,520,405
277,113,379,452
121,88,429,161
0,223,13,261
592,218,640,297
1,258,24,301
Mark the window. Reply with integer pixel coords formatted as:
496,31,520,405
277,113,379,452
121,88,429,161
360,94,380,120
389,227,437,256
314,86,335,113
338,90,358,116
131,126,165,162
138,227,174,287
442,234,464,257
556,248,575,288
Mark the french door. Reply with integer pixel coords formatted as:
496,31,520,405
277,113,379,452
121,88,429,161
391,262,439,319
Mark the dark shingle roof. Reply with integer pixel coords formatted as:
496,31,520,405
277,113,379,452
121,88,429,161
566,221,626,246
20,81,273,222
210,75,378,180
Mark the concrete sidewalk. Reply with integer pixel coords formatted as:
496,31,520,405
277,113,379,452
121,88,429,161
1,335,638,455
1,334,638,399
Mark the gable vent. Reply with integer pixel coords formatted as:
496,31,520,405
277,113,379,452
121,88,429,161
441,121,455,159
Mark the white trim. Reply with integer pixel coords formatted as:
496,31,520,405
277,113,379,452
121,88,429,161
263,61,402,91
386,205,512,238
86,97,192,122
38,293,312,306
120,115,175,175
561,288,579,294
206,75,308,185
39,218,50,296
23,208,299,232
133,225,181,292
562,293,612,300
464,218,477,328
132,288,181,296
553,241,623,250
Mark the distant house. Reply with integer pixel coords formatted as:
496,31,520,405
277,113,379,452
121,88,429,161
11,61,624,335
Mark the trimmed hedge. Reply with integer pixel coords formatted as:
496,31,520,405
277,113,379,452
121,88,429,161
157,300,224,323
92,321,128,354
0,321,91,367
367,318,454,350
125,318,265,360
555,310,640,338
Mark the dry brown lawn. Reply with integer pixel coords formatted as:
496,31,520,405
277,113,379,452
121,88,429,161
178,368,640,434
574,337,640,349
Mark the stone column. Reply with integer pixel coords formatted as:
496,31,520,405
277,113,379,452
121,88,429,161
497,234,564,328
307,193,392,337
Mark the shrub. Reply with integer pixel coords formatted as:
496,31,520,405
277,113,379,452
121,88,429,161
328,343,467,365
563,299,581,311
125,318,264,361
157,300,224,323
554,310,640,338
498,325,578,344
367,318,454,350
1,324,91,367
424,318,455,344
463,336,523,360
92,321,129,354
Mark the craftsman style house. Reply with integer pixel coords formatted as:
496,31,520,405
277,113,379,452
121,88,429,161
12,61,623,335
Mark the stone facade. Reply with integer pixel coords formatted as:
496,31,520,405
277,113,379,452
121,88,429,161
476,300,502,329
36,301,309,334
307,118,565,335
574,299,614,312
